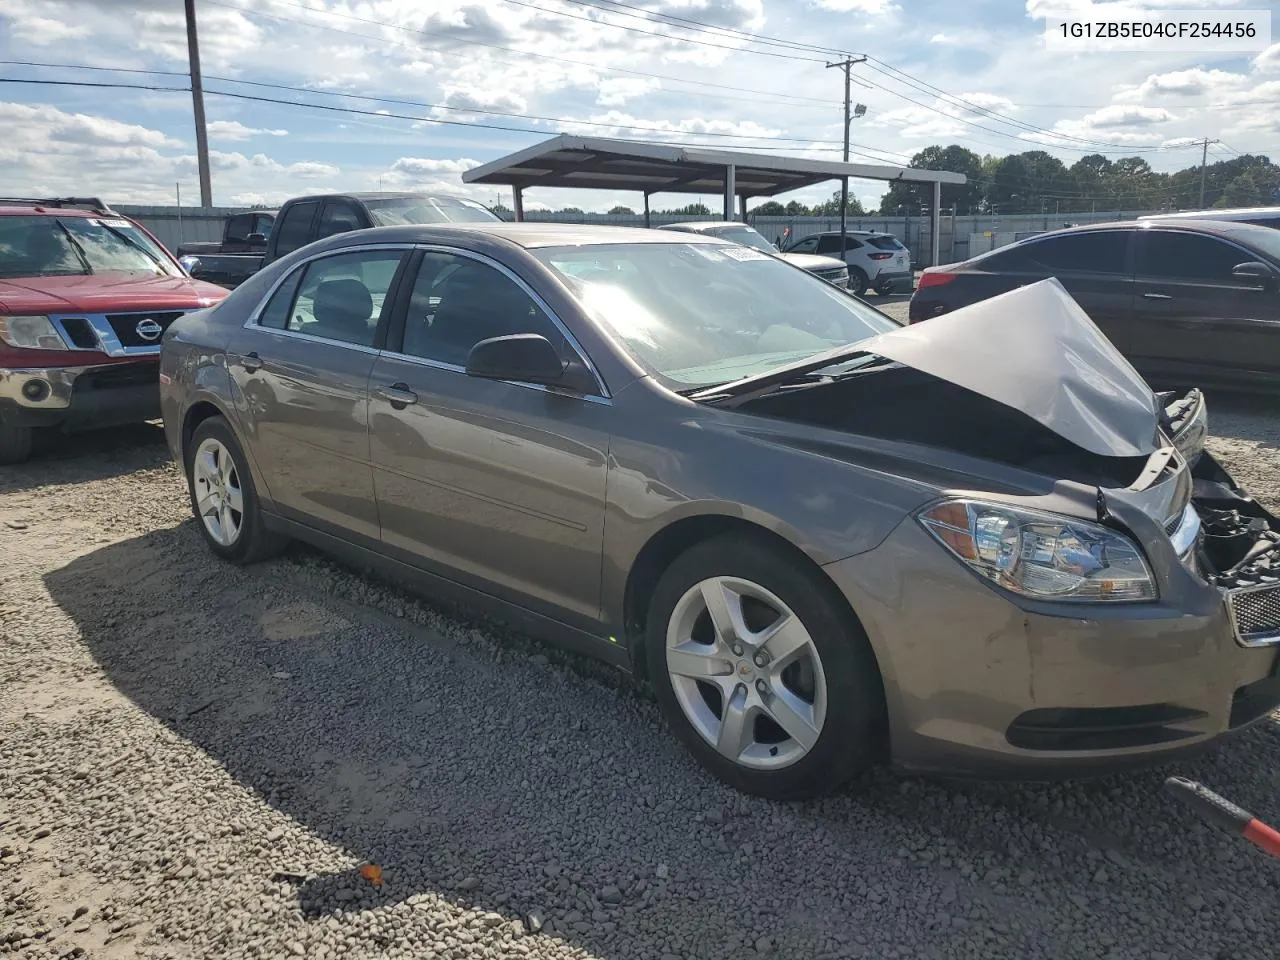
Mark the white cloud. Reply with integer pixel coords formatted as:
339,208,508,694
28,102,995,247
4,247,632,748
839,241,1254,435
596,77,662,106
207,120,289,141
288,161,340,179
810,0,898,13
1115,68,1248,101
1255,43,1280,74
1078,104,1176,128
554,110,781,142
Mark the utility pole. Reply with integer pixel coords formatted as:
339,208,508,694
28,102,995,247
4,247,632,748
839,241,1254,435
184,0,213,207
1195,137,1220,208
826,56,867,257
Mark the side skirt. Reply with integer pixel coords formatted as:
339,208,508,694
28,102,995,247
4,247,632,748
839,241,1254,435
263,512,633,672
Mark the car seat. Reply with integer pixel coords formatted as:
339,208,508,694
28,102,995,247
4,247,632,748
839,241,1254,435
311,278,374,344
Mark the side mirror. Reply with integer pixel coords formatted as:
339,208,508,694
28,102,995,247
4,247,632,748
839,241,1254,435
465,334,567,386
246,232,267,245
1232,261,1278,290
178,255,201,275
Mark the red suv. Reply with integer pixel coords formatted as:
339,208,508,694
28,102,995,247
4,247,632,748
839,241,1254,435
0,198,229,463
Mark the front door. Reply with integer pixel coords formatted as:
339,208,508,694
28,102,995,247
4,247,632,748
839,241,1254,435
1131,229,1280,386
227,247,409,541
367,249,610,626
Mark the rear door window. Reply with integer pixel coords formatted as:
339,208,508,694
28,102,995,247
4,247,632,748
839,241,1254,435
816,235,862,255
273,201,319,257
867,236,904,251
1022,231,1131,275
1136,231,1255,283
317,201,364,240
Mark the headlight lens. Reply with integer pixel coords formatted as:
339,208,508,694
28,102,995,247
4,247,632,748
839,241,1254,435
918,499,1157,602
0,315,66,351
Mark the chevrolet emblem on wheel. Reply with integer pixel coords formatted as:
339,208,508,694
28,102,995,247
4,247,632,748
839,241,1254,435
135,318,163,341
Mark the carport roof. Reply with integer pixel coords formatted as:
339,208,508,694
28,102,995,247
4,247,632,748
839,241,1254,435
461,135,967,197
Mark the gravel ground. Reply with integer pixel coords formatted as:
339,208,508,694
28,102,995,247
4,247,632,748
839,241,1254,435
2,395,1280,960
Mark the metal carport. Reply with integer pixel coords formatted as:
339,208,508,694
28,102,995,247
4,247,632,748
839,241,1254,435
461,134,967,266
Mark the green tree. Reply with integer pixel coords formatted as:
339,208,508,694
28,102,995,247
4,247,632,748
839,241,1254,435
752,200,787,215
783,199,811,216
815,189,865,216
664,202,711,215
607,205,635,215
879,144,985,214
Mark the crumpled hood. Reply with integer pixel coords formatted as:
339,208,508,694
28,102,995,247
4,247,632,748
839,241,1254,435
859,278,1160,458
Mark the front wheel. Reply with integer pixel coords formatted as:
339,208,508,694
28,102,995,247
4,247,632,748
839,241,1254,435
847,268,869,297
0,424,33,465
645,533,885,800
185,415,286,564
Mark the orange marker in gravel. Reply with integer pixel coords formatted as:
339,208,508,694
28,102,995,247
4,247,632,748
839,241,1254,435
360,864,383,887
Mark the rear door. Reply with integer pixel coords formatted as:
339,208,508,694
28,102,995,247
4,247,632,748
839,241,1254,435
226,245,411,542
367,247,611,627
316,199,365,240
1130,229,1280,385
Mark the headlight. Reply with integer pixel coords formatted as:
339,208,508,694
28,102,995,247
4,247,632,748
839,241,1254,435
918,499,1156,602
0,315,67,351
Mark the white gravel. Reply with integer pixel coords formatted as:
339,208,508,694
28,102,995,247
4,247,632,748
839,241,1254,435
2,396,1280,960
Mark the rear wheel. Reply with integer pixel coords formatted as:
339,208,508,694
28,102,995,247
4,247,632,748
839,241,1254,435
848,268,869,297
645,534,885,800
0,424,33,465
186,416,286,564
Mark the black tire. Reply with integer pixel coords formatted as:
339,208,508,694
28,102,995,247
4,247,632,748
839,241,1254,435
874,282,894,296
0,424,33,465
644,533,885,800
848,268,869,297
185,415,287,564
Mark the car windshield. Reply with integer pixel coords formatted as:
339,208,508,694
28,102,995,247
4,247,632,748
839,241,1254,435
365,196,501,226
533,241,898,389
707,226,777,253
0,215,177,278
1224,225,1280,261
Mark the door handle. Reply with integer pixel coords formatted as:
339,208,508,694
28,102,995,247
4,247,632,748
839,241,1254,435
1143,292,1173,300
374,382,418,408
237,351,262,373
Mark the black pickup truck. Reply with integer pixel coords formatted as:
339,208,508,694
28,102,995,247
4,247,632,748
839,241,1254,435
176,210,276,288
177,192,501,288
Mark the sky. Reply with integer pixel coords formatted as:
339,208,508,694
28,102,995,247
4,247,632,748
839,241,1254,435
0,0,1277,213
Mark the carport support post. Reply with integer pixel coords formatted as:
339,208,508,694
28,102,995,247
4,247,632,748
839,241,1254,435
513,186,524,223
739,195,748,223
643,191,651,228
724,164,735,220
931,180,942,268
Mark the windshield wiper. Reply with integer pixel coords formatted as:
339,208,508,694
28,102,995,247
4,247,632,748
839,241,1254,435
688,342,883,406
54,220,93,275
92,220,168,273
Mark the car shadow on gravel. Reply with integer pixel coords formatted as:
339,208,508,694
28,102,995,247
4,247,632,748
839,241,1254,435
0,422,168,493
47,523,1280,960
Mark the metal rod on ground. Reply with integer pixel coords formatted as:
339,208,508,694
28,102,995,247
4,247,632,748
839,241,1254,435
183,0,212,207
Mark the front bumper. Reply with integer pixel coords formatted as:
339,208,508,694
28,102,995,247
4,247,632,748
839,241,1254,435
0,363,161,430
824,497,1280,780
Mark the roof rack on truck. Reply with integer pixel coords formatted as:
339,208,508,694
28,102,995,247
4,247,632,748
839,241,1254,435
0,197,117,214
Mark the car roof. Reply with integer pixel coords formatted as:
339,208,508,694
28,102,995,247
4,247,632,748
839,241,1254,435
0,206,101,217
285,192,487,204
809,229,890,236
316,222,728,250
1138,206,1280,221
1022,218,1274,239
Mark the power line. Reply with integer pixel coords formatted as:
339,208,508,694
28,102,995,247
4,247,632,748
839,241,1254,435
489,0,829,62
554,0,848,58
208,0,843,108
858,57,1172,153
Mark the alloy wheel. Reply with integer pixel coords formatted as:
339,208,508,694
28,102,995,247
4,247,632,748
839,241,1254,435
665,576,828,770
192,437,244,547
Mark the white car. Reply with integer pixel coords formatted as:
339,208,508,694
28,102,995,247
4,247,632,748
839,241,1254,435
782,230,912,296
660,222,851,289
